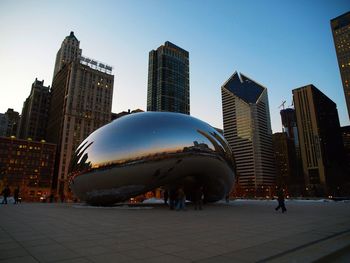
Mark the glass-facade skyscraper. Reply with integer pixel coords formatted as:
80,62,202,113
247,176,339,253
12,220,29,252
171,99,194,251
147,41,189,114
331,11,350,120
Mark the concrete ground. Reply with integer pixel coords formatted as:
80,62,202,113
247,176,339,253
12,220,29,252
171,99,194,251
0,200,349,263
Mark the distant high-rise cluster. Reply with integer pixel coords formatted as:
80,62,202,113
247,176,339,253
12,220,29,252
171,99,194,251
0,32,114,199
221,72,276,193
331,11,350,120
2,9,350,201
147,41,190,115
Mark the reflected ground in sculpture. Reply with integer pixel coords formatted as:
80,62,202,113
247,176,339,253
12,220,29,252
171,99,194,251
69,112,235,205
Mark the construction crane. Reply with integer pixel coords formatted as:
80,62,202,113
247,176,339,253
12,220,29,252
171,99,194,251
278,100,286,110
288,100,294,108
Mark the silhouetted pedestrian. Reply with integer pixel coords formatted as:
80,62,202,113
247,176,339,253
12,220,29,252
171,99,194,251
60,193,65,203
194,186,203,210
225,194,230,203
163,189,169,206
169,188,177,210
176,187,186,210
275,188,287,213
14,187,20,204
1,185,11,204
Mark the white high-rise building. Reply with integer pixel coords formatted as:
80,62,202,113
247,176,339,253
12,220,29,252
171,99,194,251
221,72,275,191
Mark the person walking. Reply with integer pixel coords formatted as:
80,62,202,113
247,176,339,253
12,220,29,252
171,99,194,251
169,188,177,210
194,186,204,210
1,185,11,204
14,187,20,204
176,187,186,211
275,188,287,213
163,189,169,206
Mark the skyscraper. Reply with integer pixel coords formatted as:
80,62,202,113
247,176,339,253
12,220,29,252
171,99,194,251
147,41,189,114
272,132,296,190
293,84,346,195
17,78,50,141
279,108,304,194
53,31,82,78
221,72,275,193
0,108,20,137
331,11,350,119
47,33,114,197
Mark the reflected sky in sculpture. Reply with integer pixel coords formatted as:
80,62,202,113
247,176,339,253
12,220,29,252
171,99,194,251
69,112,235,205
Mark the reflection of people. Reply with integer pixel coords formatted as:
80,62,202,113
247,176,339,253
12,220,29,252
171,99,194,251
275,188,287,213
1,186,11,204
49,193,54,203
14,187,20,204
60,193,65,203
163,189,168,206
225,194,230,203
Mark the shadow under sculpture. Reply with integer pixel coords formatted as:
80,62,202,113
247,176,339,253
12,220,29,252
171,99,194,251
69,112,236,206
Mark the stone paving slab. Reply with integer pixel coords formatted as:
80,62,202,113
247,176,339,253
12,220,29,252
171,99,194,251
0,200,349,262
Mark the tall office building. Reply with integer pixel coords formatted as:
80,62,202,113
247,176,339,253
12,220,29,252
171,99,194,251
0,108,20,137
331,11,350,119
272,132,296,189
53,31,82,78
279,108,304,193
221,72,275,192
280,108,298,140
47,33,114,197
293,85,346,195
147,41,189,114
17,78,50,141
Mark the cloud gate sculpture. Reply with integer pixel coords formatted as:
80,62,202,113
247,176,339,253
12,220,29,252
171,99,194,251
69,112,235,205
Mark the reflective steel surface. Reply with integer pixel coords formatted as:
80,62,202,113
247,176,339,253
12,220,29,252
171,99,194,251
69,112,236,205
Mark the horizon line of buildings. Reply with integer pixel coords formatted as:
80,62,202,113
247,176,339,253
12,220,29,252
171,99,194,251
1,11,350,201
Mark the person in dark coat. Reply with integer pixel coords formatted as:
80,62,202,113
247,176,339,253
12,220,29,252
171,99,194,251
14,187,20,204
176,187,186,210
275,188,287,213
163,189,169,206
194,186,204,210
1,186,11,204
169,188,177,210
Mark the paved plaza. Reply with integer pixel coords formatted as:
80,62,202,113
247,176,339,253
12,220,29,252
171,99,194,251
0,200,350,263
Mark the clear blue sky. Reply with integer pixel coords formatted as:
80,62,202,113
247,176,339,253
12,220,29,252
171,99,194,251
0,0,349,132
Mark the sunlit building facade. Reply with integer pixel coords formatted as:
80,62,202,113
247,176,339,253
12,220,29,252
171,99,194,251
17,78,50,141
47,32,114,197
331,11,350,119
221,72,275,193
0,137,56,201
147,41,190,114
53,31,82,78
